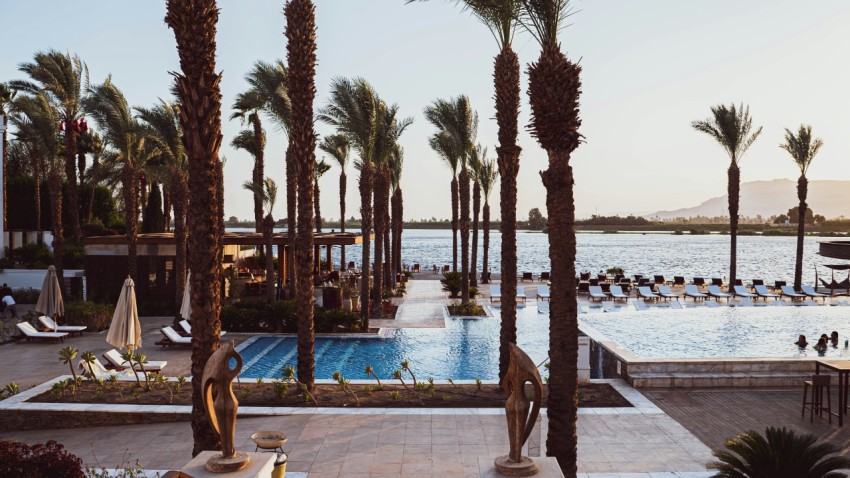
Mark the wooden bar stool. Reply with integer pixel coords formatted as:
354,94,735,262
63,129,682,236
802,374,832,423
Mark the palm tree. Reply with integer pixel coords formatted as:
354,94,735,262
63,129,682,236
319,77,380,326
165,0,226,455
231,128,266,227
10,92,64,283
476,155,497,284
707,427,850,477
230,89,266,232
314,159,331,232
0,83,15,233
136,100,189,309
692,103,762,290
319,134,350,270
781,125,823,291
14,50,89,243
469,145,485,288
522,0,583,472
243,178,278,302
85,78,147,280
286,0,318,389
389,145,405,286
428,131,460,272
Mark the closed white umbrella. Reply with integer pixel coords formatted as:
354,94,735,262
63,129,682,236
35,265,64,329
106,277,141,351
179,271,191,320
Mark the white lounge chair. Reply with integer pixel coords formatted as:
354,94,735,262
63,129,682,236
79,357,148,382
633,300,648,311
157,326,192,347
179,319,226,336
588,286,608,302
638,286,660,301
15,322,68,343
754,284,779,300
536,285,550,301
781,286,805,301
489,285,502,303
733,285,756,299
609,285,628,301
707,285,731,302
37,316,87,336
684,285,707,301
801,285,828,301
103,348,167,373
657,286,679,300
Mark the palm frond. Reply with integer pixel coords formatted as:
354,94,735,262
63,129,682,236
243,59,291,131
230,129,265,160
17,49,88,120
318,133,350,170
780,125,823,176
692,103,763,164
518,0,575,46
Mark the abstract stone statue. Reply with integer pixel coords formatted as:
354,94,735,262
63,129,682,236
202,340,250,473
495,343,543,476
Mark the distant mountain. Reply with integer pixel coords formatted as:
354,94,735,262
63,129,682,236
649,179,850,220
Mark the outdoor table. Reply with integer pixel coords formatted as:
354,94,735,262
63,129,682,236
815,360,850,425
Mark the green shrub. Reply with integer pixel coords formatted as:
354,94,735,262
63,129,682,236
441,272,462,298
447,302,486,316
12,288,41,304
137,300,174,317
0,440,84,478
220,299,361,333
63,301,113,331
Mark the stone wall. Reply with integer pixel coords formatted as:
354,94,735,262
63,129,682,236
0,410,190,432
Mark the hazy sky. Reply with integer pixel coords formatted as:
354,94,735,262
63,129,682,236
2,0,849,221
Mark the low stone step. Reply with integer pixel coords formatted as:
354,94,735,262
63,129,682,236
628,371,811,388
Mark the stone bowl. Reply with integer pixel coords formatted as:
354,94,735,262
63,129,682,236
251,431,287,449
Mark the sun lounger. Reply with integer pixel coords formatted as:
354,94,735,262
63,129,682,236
79,357,149,382
707,285,731,302
157,326,192,347
103,348,167,373
15,322,67,343
754,284,779,300
489,285,526,304
588,286,608,302
673,276,686,286
705,300,720,308
801,285,828,301
654,275,667,285
710,278,724,287
780,285,805,301
657,286,679,300
519,272,533,282
732,285,756,299
638,286,660,301
536,285,550,301
684,285,707,301
774,280,787,291
37,316,87,336
609,285,628,301
179,319,226,336
633,300,648,311
540,271,550,282
692,277,706,288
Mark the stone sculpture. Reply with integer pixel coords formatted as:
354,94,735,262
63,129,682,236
494,343,543,476
202,340,250,473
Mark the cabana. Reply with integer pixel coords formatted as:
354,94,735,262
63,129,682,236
816,241,850,295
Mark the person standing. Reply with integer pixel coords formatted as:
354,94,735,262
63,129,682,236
1,293,16,318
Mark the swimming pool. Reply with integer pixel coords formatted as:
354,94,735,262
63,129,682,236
235,303,850,380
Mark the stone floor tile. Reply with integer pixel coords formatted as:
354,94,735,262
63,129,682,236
370,461,403,473
401,461,432,474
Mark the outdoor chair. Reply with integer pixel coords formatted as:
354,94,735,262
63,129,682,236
613,274,624,284
103,349,167,373
521,272,534,282
589,278,599,286
157,326,192,347
536,285,550,301
774,280,787,291
347,261,356,270
707,285,731,302
692,277,707,288
673,276,686,286
588,286,608,302
580,272,591,281
684,285,707,301
654,275,667,285
609,285,629,301
638,286,660,301
37,316,87,336
754,285,779,300
752,279,765,287
540,271,551,282
577,282,590,295
179,319,226,336
15,322,67,343
733,285,756,299
710,278,724,287
657,286,679,300
597,274,608,283
780,285,805,301
79,357,149,382
802,374,831,423
733,279,743,286
801,285,829,301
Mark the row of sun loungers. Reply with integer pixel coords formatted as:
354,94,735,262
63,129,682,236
156,320,227,347
15,317,89,343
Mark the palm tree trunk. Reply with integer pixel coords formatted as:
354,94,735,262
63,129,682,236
122,164,139,280
359,163,373,326
314,177,322,232
542,156,578,476
451,176,458,272
34,153,42,234
86,155,99,224
728,162,739,290
170,169,188,311
2,114,7,232
384,202,392,289
64,129,82,243
286,147,297,297
471,180,480,288
48,168,64,289
392,188,402,278
339,171,346,271
139,174,148,226
372,171,388,315
265,214,276,302
165,0,225,456
794,175,808,290
494,44,521,382
252,115,264,233
286,0,318,389
163,187,172,232
459,167,470,304
482,201,490,284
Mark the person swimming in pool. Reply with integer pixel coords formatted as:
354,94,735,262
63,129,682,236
831,331,839,348
795,335,808,348
814,337,828,355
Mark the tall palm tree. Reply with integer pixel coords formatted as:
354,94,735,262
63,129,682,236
469,144,485,288
428,130,460,272
136,100,189,309
314,159,331,232
476,155,497,284
424,96,477,304
692,103,762,290
243,178,278,302
522,0,582,472
0,83,15,233
165,0,225,455
286,0,318,389
230,89,266,232
707,427,850,478
231,128,266,229
389,145,405,286
10,92,63,282
319,77,380,326
781,125,823,291
14,50,89,243
85,78,147,280
319,134,350,270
